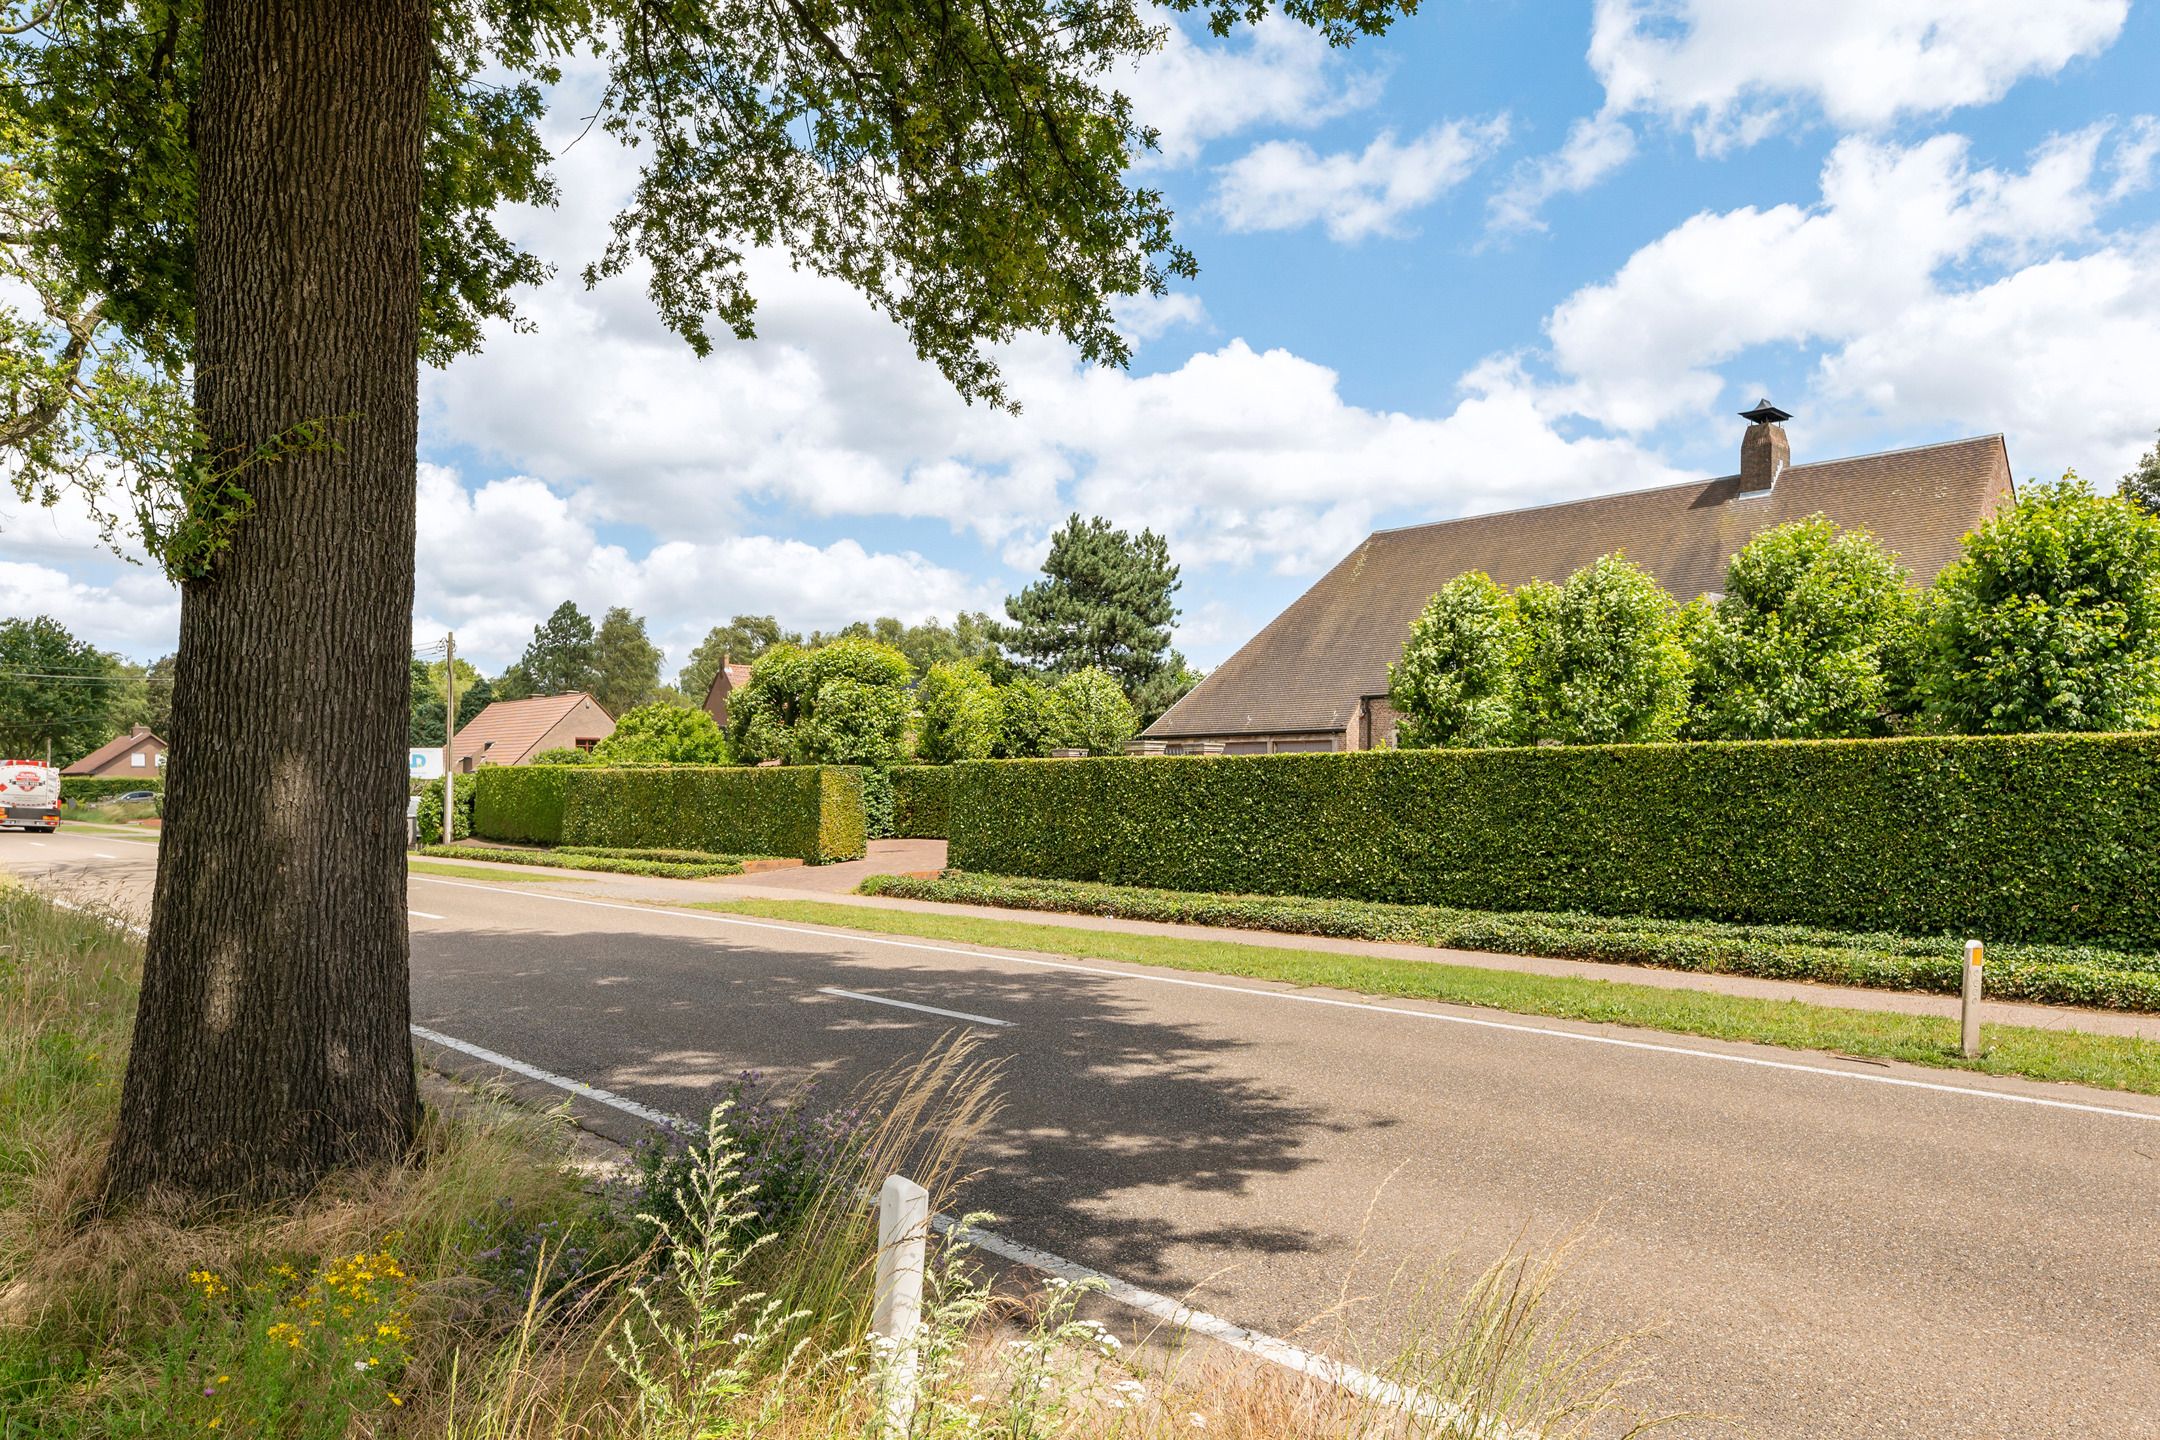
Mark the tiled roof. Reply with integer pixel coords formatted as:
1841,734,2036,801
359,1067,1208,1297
701,663,754,714
1146,434,2014,740
452,693,596,767
61,728,164,775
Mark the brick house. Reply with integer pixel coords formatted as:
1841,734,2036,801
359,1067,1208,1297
700,662,755,731
63,725,168,778
1140,405,2016,754
450,692,615,772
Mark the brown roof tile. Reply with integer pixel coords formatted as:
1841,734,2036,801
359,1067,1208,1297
452,693,601,767
1147,434,2014,740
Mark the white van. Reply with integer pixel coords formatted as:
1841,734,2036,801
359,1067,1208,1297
1,760,61,832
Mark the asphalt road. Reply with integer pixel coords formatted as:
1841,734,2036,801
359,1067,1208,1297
9,827,2160,1438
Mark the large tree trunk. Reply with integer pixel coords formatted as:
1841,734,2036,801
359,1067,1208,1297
106,0,430,1205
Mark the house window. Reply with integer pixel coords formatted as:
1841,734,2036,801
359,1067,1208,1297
130,752,147,768
575,737,598,751
154,752,166,768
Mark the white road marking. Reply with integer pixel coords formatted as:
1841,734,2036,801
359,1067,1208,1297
411,1024,687,1132
407,1021,1491,1431
818,986,1012,1028
406,875,2160,1127
90,852,118,859
407,909,447,921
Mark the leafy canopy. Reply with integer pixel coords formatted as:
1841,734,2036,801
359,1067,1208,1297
1684,516,1919,740
593,703,730,764
0,613,125,763
913,661,1002,764
729,636,912,767
1389,571,1521,749
677,615,802,699
1000,513,1181,694
1052,666,1137,755
992,674,1060,759
5,0,1419,571
592,606,665,715
1515,555,1691,746
1923,476,2160,733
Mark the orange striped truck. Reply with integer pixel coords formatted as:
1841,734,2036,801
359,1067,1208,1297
1,760,61,832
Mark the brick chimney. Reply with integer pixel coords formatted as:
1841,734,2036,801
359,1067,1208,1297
1738,399,1791,495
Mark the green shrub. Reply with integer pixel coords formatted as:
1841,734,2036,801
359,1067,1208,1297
413,845,746,878
416,775,475,844
527,746,596,765
891,766,951,838
473,764,864,863
946,734,2160,945
859,766,895,840
58,776,162,802
862,872,2160,1012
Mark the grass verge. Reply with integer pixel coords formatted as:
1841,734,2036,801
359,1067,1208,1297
690,896,2160,1098
2,882,1681,1438
861,873,2160,1012
408,859,584,883
414,844,751,879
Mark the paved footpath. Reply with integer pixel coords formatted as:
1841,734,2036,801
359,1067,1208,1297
10,828,2160,1437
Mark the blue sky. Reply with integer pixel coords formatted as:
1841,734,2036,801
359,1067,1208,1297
7,0,2160,676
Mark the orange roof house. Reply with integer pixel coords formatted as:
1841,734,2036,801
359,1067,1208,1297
450,693,615,772
63,725,168,778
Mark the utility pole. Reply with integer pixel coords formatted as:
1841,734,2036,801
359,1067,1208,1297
443,631,456,844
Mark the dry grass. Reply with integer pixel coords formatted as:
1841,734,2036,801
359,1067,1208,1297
0,883,1691,1439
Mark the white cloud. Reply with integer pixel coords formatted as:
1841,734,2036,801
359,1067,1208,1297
1590,0,2129,151
1214,117,1511,241
1489,114,1638,232
1540,125,2149,431
1117,17,1383,167
410,465,998,675
1111,291,1209,345
0,559,180,661
1816,238,2160,477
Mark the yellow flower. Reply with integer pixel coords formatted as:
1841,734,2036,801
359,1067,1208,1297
388,1394,403,1408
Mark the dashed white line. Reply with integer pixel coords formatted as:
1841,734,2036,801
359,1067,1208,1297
90,852,118,859
407,909,447,921
818,986,1012,1028
405,875,2160,1127
411,1024,686,1132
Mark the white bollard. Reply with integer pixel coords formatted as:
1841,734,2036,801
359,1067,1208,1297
1961,939,1984,1059
872,1174,930,1434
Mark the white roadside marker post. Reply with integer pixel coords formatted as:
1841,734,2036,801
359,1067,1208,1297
872,1173,930,1434
1961,939,1984,1059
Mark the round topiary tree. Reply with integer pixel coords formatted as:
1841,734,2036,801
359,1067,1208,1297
592,704,731,764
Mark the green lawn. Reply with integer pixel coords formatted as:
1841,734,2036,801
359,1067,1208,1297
683,896,2160,1099
407,859,583,883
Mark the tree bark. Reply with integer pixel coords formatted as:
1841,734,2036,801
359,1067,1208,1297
105,0,429,1205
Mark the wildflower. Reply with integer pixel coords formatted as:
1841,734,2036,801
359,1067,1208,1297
1189,1415,1208,1428
354,1361,370,1372
388,1394,403,1408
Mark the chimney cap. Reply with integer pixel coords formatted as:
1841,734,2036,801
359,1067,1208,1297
1739,398,1792,425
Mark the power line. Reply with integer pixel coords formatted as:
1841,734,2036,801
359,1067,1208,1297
0,669,145,684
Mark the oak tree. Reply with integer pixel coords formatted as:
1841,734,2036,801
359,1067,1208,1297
2,0,1415,1203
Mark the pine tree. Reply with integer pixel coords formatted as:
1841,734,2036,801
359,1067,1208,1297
520,602,599,697
592,606,664,715
999,514,1181,695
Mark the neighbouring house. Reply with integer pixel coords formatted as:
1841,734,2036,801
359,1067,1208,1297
451,692,615,772
62,725,168,778
1140,404,2016,755
700,661,755,731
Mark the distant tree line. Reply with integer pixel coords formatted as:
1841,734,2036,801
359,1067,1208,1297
1389,477,2160,749
422,512,1202,766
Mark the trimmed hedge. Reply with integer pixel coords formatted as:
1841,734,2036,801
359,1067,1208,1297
473,764,864,863
862,872,2160,1012
59,776,162,802
891,766,951,839
946,735,2160,946
414,845,747,878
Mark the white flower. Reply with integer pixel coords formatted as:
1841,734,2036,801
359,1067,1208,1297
353,1361,369,1371
1113,1379,1144,1394
1189,1414,1208,1428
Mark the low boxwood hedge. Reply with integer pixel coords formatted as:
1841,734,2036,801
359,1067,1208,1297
945,734,2160,946
891,766,951,839
59,776,162,802
861,871,2160,1012
414,845,748,878
473,764,864,863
